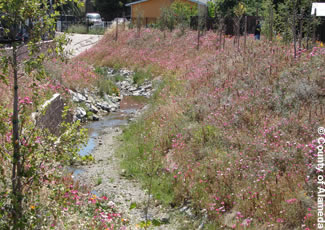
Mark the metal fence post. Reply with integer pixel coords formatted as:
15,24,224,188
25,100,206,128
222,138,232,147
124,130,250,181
86,19,89,34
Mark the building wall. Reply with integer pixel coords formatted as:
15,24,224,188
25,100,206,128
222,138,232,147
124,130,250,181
131,0,196,19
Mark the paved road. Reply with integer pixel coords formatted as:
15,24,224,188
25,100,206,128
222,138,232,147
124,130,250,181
65,33,103,58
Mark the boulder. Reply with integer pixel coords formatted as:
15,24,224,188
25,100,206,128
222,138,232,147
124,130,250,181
140,83,152,90
128,86,137,92
70,90,86,103
75,107,86,119
92,114,99,121
107,68,115,75
96,102,110,112
85,102,99,114
132,90,142,96
103,95,119,110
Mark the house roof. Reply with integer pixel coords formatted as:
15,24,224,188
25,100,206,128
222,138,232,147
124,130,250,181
311,2,325,16
125,0,207,7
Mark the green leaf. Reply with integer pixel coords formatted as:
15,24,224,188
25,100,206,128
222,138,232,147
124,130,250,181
152,219,162,226
129,202,137,210
0,74,8,85
139,220,152,228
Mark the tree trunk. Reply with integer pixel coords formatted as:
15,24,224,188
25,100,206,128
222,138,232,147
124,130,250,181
12,42,22,229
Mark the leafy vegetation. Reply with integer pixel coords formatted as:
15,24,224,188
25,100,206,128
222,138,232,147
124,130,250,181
132,69,153,85
66,24,107,35
94,67,120,96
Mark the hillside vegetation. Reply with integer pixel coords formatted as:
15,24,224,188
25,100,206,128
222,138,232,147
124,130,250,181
79,29,324,229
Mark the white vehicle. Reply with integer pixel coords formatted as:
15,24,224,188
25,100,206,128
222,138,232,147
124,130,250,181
86,13,103,26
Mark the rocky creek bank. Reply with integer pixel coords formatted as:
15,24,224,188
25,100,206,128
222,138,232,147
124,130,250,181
70,68,153,122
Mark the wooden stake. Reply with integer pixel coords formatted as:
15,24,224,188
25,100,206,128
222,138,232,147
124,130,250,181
197,16,200,50
298,8,303,49
115,18,118,41
292,2,297,58
244,15,247,52
313,9,317,46
269,4,273,41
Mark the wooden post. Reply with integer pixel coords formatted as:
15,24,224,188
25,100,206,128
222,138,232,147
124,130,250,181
123,12,126,31
197,21,200,50
244,15,247,52
218,21,222,50
233,18,236,47
237,18,240,50
298,8,303,49
86,18,89,34
223,31,225,49
269,4,273,41
146,17,148,28
115,18,118,41
313,8,316,46
306,27,309,50
292,3,297,58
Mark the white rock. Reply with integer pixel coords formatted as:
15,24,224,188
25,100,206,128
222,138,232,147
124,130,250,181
75,107,86,119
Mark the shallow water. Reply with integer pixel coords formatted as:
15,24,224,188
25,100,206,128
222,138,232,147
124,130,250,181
67,96,146,177
78,109,133,157
78,95,147,157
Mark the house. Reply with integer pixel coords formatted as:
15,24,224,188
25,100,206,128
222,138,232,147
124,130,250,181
311,2,325,42
125,0,208,23
311,2,325,16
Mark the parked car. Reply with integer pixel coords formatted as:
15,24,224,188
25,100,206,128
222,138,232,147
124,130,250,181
86,13,103,26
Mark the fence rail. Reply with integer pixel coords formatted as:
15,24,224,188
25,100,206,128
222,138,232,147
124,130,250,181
56,20,114,33
190,16,261,35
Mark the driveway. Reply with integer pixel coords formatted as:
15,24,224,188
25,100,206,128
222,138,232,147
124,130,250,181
64,33,103,58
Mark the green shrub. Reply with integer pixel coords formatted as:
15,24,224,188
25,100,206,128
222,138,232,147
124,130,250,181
133,70,153,85
98,78,119,96
89,27,106,35
94,66,107,76
67,24,88,34
66,24,106,35
86,111,93,118
95,67,126,82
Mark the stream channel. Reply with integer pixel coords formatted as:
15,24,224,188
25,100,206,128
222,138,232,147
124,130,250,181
66,95,147,184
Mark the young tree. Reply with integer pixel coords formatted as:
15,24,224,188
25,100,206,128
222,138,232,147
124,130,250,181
233,2,246,48
0,0,83,228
